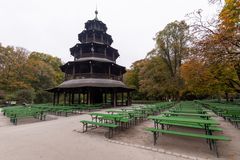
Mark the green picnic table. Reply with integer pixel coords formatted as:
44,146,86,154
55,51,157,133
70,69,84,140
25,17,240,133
163,112,213,120
170,109,207,114
90,113,124,124
148,116,219,135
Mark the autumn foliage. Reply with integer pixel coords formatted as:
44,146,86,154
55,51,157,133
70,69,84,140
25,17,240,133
124,0,239,100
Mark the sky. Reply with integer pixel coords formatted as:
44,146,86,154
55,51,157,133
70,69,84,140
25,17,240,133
0,0,220,68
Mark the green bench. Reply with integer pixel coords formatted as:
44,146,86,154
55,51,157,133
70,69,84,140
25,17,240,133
10,112,46,125
80,120,118,138
145,127,230,157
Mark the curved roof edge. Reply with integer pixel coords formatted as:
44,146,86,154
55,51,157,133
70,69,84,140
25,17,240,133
47,78,134,92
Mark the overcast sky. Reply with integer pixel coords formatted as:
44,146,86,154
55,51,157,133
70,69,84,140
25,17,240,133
0,0,220,68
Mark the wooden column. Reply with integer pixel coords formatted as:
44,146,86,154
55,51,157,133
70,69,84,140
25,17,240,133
57,92,60,105
101,34,103,42
78,93,81,104
90,62,93,76
71,93,74,105
73,65,75,78
68,92,71,105
83,92,86,104
93,32,96,42
64,92,66,105
121,92,124,106
87,89,91,105
113,91,116,107
80,48,82,57
104,92,107,104
108,65,111,78
127,92,130,106
53,92,56,106
104,48,107,57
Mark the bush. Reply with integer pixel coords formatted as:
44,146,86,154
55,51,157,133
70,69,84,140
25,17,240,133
15,89,35,104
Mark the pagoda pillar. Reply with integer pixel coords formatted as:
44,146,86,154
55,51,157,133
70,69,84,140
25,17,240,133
104,92,107,104
113,91,116,107
68,92,71,105
104,48,107,57
53,92,56,105
57,92,60,105
90,62,93,77
73,65,75,78
93,32,96,42
101,34,103,42
87,89,91,105
127,92,130,106
108,65,111,78
80,48,82,57
71,92,74,104
78,93,81,104
121,92,124,106
64,92,67,105
82,92,85,104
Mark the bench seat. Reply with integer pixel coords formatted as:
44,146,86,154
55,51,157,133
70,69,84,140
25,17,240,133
145,127,230,157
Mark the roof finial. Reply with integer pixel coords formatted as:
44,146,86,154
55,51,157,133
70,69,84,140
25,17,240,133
94,5,98,20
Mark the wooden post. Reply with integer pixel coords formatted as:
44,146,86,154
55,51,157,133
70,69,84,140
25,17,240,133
105,92,107,104
90,62,93,77
87,90,90,105
83,92,86,104
78,93,81,104
80,48,82,57
108,65,111,78
72,93,74,105
64,92,66,105
57,92,60,105
127,92,130,106
101,34,103,42
121,92,124,106
93,32,95,42
104,48,107,57
53,92,56,106
73,65,75,79
113,91,116,107
68,92,71,105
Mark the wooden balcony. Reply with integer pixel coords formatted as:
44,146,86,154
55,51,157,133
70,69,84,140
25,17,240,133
76,53,115,62
65,73,123,81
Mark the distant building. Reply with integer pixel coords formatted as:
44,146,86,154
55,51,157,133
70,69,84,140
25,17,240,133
47,10,133,107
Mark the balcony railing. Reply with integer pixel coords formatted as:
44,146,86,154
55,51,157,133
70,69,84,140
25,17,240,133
65,73,123,81
76,53,115,61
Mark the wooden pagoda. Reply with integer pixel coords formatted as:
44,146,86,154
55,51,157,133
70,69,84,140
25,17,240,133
47,10,133,107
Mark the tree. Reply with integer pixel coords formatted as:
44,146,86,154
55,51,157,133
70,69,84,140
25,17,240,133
0,44,32,92
28,52,64,84
139,56,174,100
0,44,64,103
149,20,191,99
189,1,240,93
123,59,147,100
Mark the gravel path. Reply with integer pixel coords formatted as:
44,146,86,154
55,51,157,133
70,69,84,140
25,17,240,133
0,111,187,160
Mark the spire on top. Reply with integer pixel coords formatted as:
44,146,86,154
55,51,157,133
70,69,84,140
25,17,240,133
94,8,99,20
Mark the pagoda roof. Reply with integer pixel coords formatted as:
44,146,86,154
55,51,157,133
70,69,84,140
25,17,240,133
70,42,119,57
75,57,114,63
47,78,134,92
60,58,126,72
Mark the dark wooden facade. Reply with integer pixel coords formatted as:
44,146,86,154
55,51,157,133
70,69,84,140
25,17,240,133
47,11,133,107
